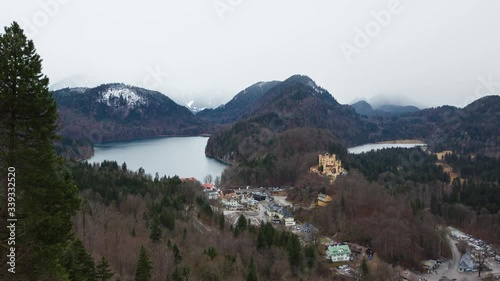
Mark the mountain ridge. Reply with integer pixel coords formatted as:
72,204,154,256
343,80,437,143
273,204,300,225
53,83,208,147
351,100,420,116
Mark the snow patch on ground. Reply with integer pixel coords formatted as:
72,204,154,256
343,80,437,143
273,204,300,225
100,86,146,108
307,81,326,96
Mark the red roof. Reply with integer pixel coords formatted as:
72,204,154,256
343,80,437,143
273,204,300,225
203,183,215,189
181,177,198,183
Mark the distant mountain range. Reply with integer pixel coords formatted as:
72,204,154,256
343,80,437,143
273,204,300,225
52,76,499,163
376,95,500,156
197,81,281,124
53,84,207,145
351,100,420,116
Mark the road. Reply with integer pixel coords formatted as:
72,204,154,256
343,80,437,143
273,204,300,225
422,235,493,281
273,196,292,207
222,202,269,227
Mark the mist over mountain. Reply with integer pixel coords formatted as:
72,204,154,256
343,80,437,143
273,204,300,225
53,83,207,145
52,75,499,162
49,74,102,91
376,95,500,156
197,80,280,124
351,100,420,116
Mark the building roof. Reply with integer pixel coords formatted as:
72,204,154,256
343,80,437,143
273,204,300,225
420,260,437,268
202,183,215,189
318,193,332,202
400,270,420,281
181,177,198,182
458,252,475,270
327,245,351,256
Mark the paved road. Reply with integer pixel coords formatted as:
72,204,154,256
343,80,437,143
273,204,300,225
422,236,489,281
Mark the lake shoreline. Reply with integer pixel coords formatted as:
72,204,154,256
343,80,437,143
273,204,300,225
348,142,426,154
85,136,227,180
376,139,424,144
79,134,212,161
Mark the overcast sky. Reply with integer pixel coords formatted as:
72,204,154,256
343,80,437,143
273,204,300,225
1,0,499,108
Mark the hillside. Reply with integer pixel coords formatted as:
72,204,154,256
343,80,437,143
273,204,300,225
53,84,208,147
374,95,500,156
205,75,377,185
351,100,420,116
378,104,420,114
196,80,280,124
207,127,346,185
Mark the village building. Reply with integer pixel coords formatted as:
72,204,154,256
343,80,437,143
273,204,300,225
317,193,333,207
207,190,219,200
202,183,215,190
284,217,296,226
435,150,453,161
326,245,351,262
400,270,422,281
180,177,198,183
458,252,475,272
221,198,243,210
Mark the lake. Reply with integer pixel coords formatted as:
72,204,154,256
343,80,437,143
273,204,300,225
348,143,426,154
87,136,228,181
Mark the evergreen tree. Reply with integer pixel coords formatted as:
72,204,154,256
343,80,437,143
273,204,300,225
205,247,217,259
95,256,114,281
237,214,247,231
361,257,369,281
304,244,316,269
165,210,175,231
257,230,266,249
135,246,153,281
247,257,258,281
173,243,182,264
149,216,162,243
64,238,96,281
219,213,225,230
172,266,190,281
287,234,302,274
0,22,80,279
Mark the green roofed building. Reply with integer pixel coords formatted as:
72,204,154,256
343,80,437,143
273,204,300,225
326,245,351,262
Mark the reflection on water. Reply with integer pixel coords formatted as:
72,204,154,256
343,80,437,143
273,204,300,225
88,136,227,181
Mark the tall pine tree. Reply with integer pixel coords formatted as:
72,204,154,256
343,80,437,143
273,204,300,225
149,216,162,243
135,246,153,281
63,238,96,281
287,234,302,274
247,257,258,281
0,22,80,280
95,256,114,281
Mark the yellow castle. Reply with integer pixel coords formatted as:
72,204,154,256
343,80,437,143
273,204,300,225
310,153,344,179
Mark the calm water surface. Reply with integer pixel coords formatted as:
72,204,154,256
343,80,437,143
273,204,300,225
88,136,227,180
348,143,425,154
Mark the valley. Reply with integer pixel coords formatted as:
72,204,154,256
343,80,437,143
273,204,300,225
1,5,499,280
63,76,499,280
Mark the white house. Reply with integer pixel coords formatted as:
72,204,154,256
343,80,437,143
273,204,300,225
326,245,351,262
284,217,295,226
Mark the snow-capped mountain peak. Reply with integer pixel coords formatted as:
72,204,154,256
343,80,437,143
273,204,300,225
99,86,146,108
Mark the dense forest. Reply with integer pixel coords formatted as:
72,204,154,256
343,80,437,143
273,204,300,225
373,96,500,156
296,171,449,267
350,148,450,190
69,160,341,280
208,127,347,186
71,159,453,280
2,19,500,281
